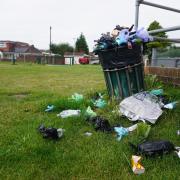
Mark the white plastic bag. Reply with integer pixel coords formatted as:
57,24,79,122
57,110,81,118
119,92,163,124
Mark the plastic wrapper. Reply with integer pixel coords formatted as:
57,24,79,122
85,106,97,118
70,93,83,102
131,155,145,175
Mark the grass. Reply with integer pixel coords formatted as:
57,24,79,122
0,62,180,179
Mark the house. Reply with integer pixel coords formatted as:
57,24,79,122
64,52,86,64
0,40,46,64
0,40,41,54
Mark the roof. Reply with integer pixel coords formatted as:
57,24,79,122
0,40,41,54
0,40,29,46
14,45,41,54
14,47,29,53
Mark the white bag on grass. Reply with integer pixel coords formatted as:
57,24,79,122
57,110,81,118
119,92,163,124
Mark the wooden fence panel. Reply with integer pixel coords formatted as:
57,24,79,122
144,66,180,86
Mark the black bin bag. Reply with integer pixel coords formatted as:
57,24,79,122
137,140,175,156
97,44,142,69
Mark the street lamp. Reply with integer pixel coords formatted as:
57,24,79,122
49,26,52,54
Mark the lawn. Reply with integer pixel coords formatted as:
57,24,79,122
0,62,180,180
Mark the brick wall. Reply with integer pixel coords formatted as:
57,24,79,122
144,66,180,86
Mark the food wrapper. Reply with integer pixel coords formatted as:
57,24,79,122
131,155,145,175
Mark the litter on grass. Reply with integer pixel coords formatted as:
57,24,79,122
127,124,138,132
92,92,103,100
163,101,177,109
114,127,128,141
92,93,107,108
131,155,145,175
87,116,112,133
158,94,169,105
114,122,150,141
38,124,65,139
175,149,180,158
85,106,97,118
177,130,180,136
130,140,175,157
70,93,83,102
150,89,164,96
45,105,55,112
93,98,107,108
57,110,80,118
119,91,163,124
84,132,92,136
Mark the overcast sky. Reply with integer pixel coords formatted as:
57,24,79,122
0,0,180,51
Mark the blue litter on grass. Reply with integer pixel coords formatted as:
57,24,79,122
93,98,107,108
150,89,164,96
114,127,129,141
164,101,177,109
45,105,55,112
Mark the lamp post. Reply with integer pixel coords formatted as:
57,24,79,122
49,26,53,64
50,26,52,54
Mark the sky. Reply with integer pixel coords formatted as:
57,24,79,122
0,0,180,51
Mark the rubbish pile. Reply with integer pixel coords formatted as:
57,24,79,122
94,25,152,53
37,90,179,174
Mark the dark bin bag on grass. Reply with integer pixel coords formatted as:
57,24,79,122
130,140,175,157
97,44,142,69
87,116,112,133
38,124,64,140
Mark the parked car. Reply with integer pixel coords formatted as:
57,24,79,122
89,57,100,65
79,57,89,64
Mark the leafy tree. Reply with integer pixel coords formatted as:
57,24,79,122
50,43,74,56
145,20,170,60
75,33,89,54
148,21,167,38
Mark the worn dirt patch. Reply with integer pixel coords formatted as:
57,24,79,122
13,94,28,99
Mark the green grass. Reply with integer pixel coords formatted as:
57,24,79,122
0,62,180,180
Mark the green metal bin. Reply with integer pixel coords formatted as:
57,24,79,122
97,44,145,100
103,62,144,100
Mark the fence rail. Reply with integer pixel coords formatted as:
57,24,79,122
144,66,180,86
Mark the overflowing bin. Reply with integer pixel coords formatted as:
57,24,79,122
97,44,145,100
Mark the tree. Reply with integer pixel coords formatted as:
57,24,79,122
145,20,170,60
50,43,74,56
75,33,89,54
148,21,167,38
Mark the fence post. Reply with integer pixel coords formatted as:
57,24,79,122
151,48,157,66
